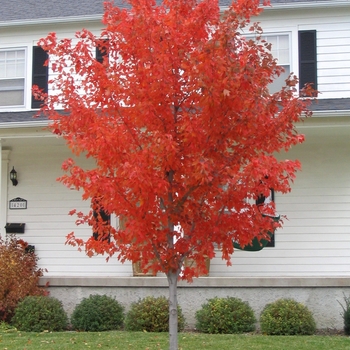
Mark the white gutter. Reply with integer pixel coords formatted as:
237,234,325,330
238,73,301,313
311,110,350,118
220,0,350,12
264,0,350,10
0,14,102,28
0,109,349,131
0,121,49,129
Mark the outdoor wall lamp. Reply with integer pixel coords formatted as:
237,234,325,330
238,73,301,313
10,166,18,186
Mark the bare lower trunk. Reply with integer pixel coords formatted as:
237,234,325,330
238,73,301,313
167,270,178,350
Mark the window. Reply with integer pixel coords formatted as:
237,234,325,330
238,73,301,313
261,34,290,94
32,46,48,109
261,31,318,96
298,30,317,93
0,48,26,107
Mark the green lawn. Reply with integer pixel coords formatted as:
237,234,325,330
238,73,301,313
1,330,350,350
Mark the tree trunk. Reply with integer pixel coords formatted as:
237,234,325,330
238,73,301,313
167,270,178,350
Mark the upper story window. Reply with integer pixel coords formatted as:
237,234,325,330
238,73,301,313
0,43,109,110
261,34,290,94
0,48,26,107
262,31,317,95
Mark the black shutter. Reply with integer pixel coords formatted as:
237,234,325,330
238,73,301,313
299,30,317,93
32,46,48,109
96,40,109,63
266,234,275,248
93,209,111,242
266,187,275,247
256,189,275,248
96,47,104,63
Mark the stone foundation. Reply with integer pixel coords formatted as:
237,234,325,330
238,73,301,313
40,276,350,330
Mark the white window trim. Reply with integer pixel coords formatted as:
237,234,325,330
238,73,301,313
260,32,292,67
245,31,294,94
262,32,292,94
0,46,29,111
245,31,293,69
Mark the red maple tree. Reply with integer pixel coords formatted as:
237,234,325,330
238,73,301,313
35,0,312,347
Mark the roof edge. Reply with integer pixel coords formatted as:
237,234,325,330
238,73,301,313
2,2,350,28
264,0,350,10
311,109,350,118
0,14,102,28
1,110,350,131
0,121,49,129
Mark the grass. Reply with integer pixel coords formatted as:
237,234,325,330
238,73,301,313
1,330,350,350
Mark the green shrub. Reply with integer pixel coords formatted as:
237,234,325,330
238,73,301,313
71,294,124,331
11,296,68,332
338,294,350,335
0,236,47,322
195,297,256,334
125,296,185,332
0,321,16,332
260,298,316,335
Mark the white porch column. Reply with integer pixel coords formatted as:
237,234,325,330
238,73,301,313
0,148,10,238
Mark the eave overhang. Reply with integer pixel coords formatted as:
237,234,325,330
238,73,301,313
220,0,350,12
264,0,350,10
0,14,102,28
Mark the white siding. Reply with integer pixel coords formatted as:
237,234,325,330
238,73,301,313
5,119,349,279
5,136,133,277
211,119,350,277
306,23,350,98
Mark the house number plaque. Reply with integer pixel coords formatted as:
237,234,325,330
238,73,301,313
9,197,27,210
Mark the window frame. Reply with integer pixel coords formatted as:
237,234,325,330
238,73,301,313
244,31,292,94
260,33,291,66
0,46,27,109
259,32,292,94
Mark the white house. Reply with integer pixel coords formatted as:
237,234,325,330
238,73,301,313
1,0,350,329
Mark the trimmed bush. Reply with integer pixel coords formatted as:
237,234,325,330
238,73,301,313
71,294,124,331
125,296,185,332
339,294,350,335
260,298,316,335
0,236,47,322
195,297,256,334
11,296,68,332
0,321,15,332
